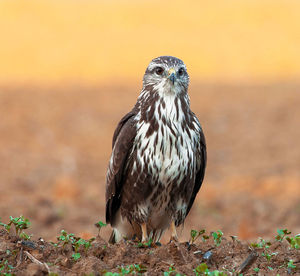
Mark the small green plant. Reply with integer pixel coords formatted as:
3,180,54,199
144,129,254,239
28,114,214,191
95,220,107,235
52,230,95,261
253,267,260,272
0,259,14,275
73,237,96,255
0,216,31,236
275,229,291,242
262,251,278,262
163,264,182,276
19,231,32,240
250,237,278,263
286,234,300,249
194,263,228,276
211,230,223,247
57,230,75,248
104,264,147,275
190,229,209,244
250,238,271,249
72,252,81,261
230,235,239,242
137,238,153,248
287,259,296,270
132,264,147,274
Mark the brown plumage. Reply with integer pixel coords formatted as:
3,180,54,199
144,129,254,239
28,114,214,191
105,56,206,243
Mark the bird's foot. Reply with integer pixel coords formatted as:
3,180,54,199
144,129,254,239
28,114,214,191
169,235,179,242
169,221,179,243
168,235,180,245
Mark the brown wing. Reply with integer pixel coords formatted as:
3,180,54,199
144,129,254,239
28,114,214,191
105,110,137,224
186,127,207,217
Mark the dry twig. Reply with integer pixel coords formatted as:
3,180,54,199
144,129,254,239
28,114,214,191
24,251,50,273
237,250,259,274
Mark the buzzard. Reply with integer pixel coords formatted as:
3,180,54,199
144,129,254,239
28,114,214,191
106,56,206,243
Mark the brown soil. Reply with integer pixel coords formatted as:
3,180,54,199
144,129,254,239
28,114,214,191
0,228,299,275
0,81,300,274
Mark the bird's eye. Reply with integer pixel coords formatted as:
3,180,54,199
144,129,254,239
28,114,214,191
154,67,164,75
178,68,185,76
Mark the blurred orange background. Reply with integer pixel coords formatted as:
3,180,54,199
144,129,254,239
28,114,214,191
0,0,299,242
1,0,300,84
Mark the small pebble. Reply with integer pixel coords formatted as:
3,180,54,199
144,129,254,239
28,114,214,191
203,250,213,260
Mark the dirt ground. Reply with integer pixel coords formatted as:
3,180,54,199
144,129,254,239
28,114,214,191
0,227,299,275
0,81,299,274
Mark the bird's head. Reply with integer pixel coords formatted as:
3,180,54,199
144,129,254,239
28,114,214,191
143,56,189,96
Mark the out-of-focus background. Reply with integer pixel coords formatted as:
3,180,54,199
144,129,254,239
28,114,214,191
0,0,299,242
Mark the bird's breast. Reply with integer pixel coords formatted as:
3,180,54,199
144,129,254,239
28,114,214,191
134,117,197,187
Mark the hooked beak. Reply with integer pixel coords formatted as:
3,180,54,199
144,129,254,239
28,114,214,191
168,68,176,85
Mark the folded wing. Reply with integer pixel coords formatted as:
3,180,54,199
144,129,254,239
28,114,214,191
105,110,137,224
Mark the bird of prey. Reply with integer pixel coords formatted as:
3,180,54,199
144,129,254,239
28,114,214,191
105,56,206,243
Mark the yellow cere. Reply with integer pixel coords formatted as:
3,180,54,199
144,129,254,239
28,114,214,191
168,68,176,76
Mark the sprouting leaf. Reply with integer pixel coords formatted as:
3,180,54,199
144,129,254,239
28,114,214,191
275,229,291,241
190,229,206,244
212,230,223,246
95,221,107,228
287,260,296,269
286,234,300,249
72,252,81,261
194,263,208,273
191,230,198,239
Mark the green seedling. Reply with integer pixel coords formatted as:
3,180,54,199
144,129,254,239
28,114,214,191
230,235,239,242
211,230,223,247
73,238,85,252
286,234,300,249
104,264,147,275
250,238,271,249
250,237,279,263
137,238,153,248
202,234,210,242
287,259,296,270
0,259,14,275
163,264,182,276
194,263,228,276
0,218,9,231
253,267,260,272
190,229,207,244
262,252,278,262
95,221,107,235
0,216,31,236
275,229,291,242
19,231,32,240
194,263,209,275
133,264,147,273
57,230,75,248
73,237,95,254
53,229,95,261
72,252,81,261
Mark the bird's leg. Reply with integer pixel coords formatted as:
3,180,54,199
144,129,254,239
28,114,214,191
170,221,178,242
141,223,148,243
